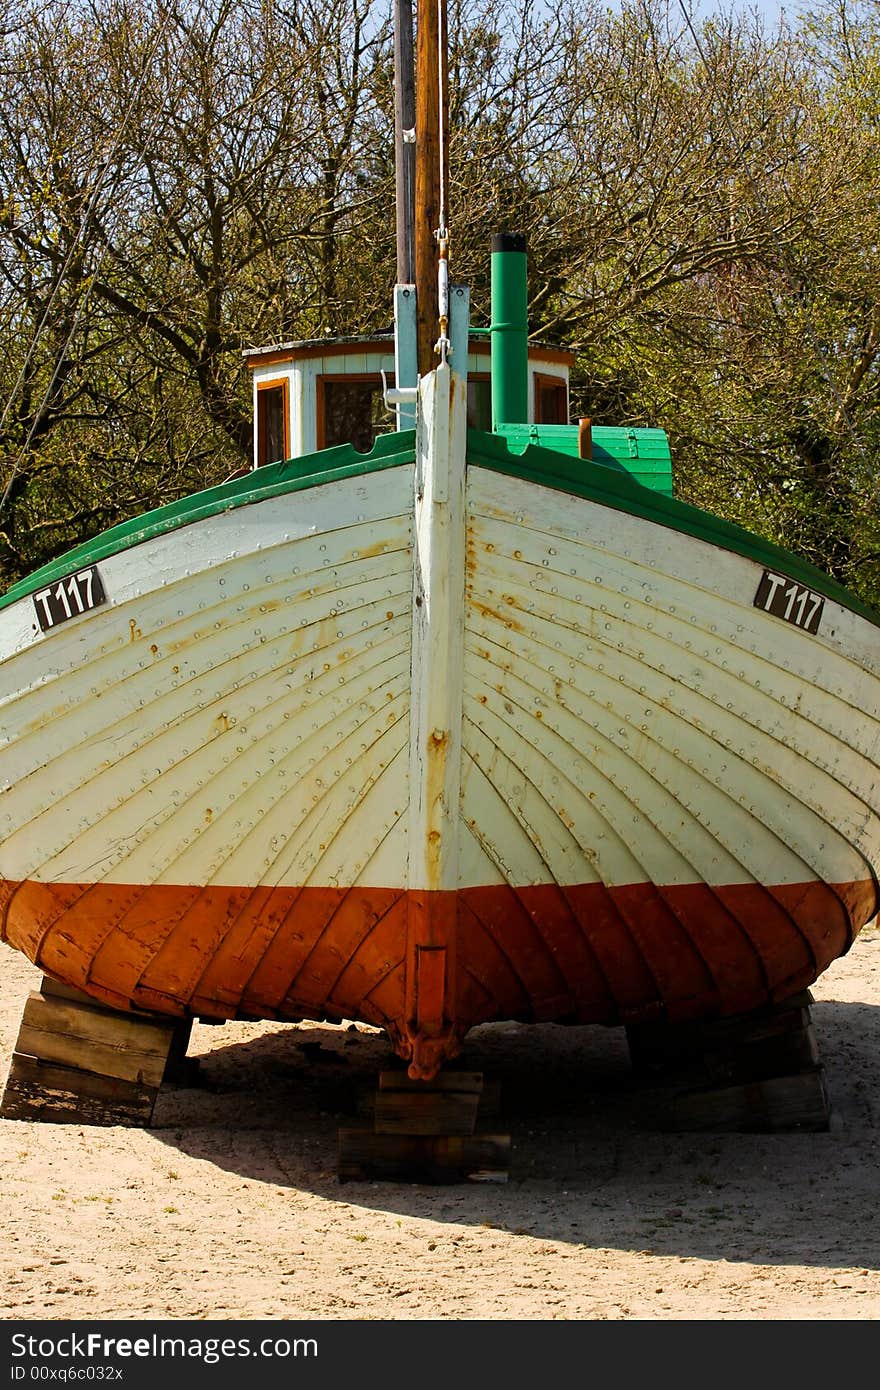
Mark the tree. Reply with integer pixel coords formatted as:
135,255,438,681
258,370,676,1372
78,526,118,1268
0,0,394,582
521,0,880,603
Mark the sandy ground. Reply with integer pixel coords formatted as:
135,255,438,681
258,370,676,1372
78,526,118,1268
1,927,879,1322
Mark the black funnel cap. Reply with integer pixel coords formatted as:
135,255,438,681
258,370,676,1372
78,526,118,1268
491,233,527,254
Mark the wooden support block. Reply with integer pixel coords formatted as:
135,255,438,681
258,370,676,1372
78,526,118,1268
15,991,174,1088
338,1127,510,1183
358,1070,501,1125
39,976,198,1083
356,1084,502,1121
629,992,830,1133
373,1069,483,1134
638,1023,820,1092
645,1067,830,1134
0,987,181,1126
377,1069,484,1093
373,1088,480,1136
0,1053,158,1127
40,975,176,1025
627,992,816,1079
702,1024,820,1087
476,1078,502,1120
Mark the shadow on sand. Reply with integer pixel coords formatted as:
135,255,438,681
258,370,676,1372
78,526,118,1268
147,994,880,1273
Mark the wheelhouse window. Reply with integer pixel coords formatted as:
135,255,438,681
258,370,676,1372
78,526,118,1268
467,376,492,430
257,380,289,466
319,376,392,453
535,374,568,425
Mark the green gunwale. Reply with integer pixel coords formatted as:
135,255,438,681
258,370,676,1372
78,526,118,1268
2,423,877,631
0,432,416,613
468,429,880,629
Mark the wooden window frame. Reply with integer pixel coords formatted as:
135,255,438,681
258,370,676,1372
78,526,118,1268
256,377,290,467
466,372,491,430
533,372,568,426
316,372,392,451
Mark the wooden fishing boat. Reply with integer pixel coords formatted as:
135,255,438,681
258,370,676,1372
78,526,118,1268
1,1,878,1091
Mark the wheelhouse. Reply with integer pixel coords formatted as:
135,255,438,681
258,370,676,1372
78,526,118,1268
245,332,573,467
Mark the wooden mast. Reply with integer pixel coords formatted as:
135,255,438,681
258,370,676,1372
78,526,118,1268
414,0,449,376
393,0,416,285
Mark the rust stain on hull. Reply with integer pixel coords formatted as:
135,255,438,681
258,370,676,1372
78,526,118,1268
1,875,874,1080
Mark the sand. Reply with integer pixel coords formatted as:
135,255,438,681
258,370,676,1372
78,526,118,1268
1,926,878,1321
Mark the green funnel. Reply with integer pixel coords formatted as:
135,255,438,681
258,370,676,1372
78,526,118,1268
490,233,528,429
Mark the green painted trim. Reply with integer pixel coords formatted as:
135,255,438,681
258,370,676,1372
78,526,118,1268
0,432,416,612
5,422,877,633
467,428,880,629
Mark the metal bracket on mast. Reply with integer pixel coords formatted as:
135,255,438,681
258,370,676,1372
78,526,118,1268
389,283,419,431
386,283,469,434
448,284,469,380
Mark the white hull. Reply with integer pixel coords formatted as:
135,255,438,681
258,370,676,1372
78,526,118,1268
1,372,877,1073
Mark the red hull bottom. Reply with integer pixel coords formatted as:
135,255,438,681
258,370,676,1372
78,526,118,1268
1,876,875,1078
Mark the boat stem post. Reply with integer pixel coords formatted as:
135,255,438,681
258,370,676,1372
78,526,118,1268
403,359,467,1080
490,232,529,428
